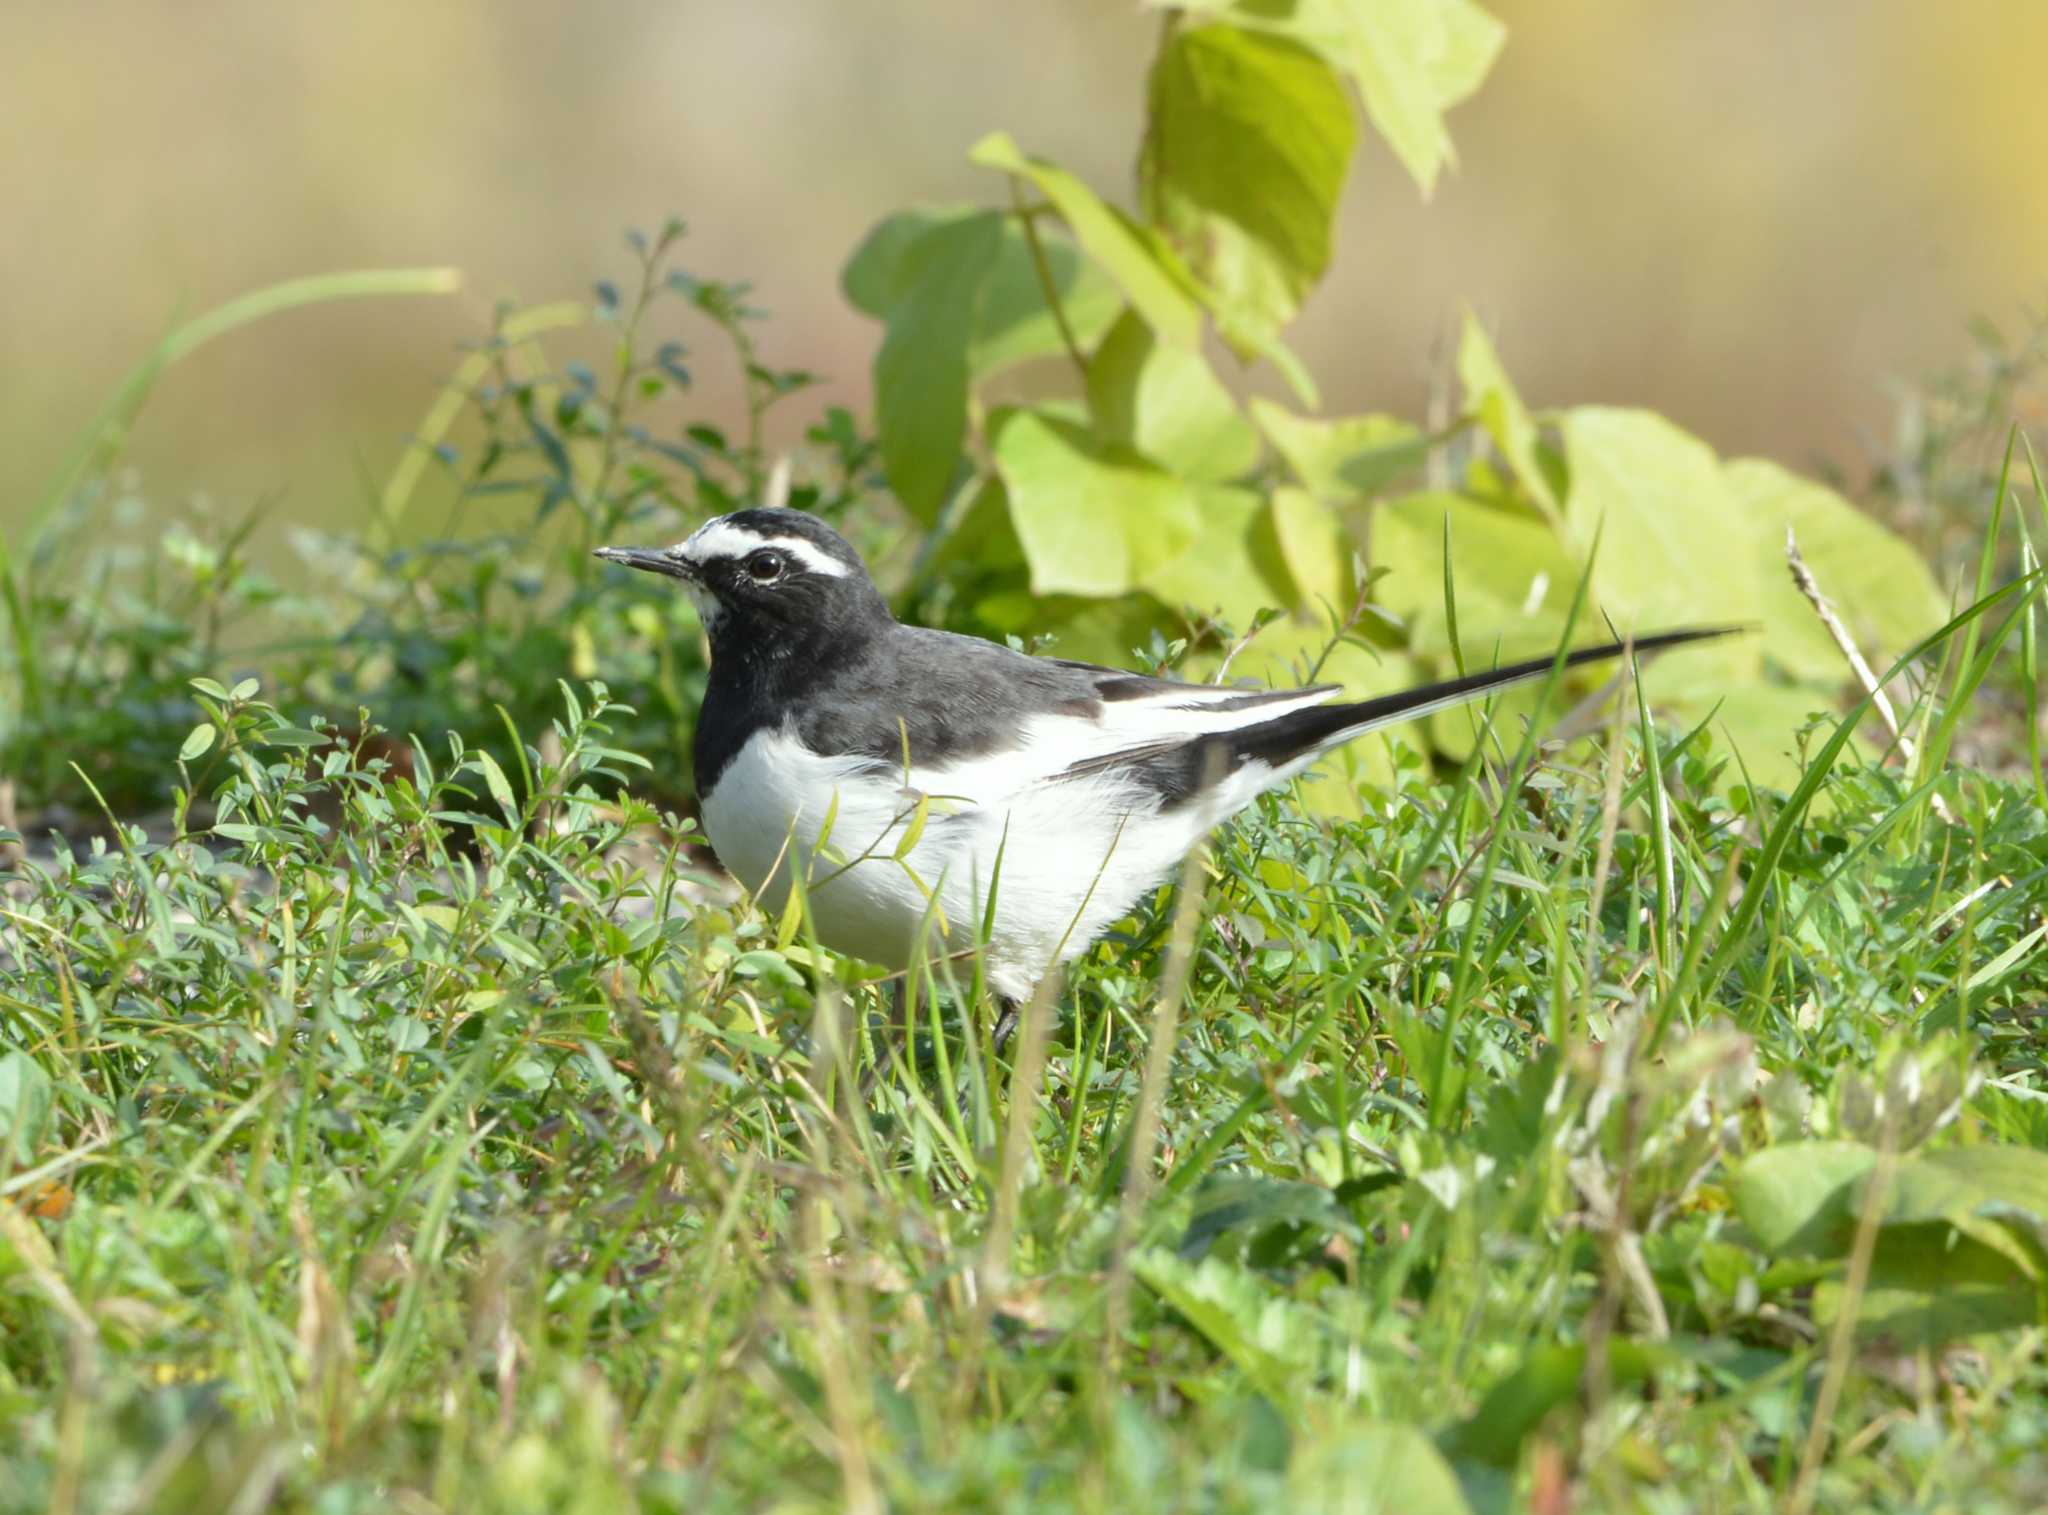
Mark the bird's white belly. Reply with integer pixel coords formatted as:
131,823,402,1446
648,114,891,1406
698,725,1208,999
699,726,976,972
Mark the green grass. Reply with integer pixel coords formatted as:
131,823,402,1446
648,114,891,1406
6,229,2048,1514
6,564,2048,1513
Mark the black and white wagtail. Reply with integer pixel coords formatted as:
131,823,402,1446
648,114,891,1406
597,508,1727,1040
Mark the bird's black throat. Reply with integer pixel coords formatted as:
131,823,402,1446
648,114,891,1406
692,588,894,797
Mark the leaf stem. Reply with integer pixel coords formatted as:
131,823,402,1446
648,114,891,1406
1010,178,1090,385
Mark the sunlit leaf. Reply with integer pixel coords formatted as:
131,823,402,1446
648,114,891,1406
970,131,1207,350
1725,457,1953,685
1456,309,1559,517
843,205,1123,375
1086,309,1260,481
1559,406,1761,682
1252,399,1427,501
1143,23,1357,357
1292,1420,1474,1513
1133,1248,1317,1395
1165,0,1506,194
1731,1140,1876,1255
1268,485,1354,619
1144,481,1293,624
472,750,519,824
990,407,1203,597
1368,491,1575,658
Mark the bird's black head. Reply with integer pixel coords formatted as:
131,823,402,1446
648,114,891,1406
595,509,890,670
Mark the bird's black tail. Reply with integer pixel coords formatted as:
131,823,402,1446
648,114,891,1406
1220,625,1741,791
1060,626,1741,811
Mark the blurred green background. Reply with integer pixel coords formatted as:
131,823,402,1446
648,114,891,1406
5,0,2045,548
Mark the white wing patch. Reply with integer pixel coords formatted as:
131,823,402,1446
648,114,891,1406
901,679,1338,807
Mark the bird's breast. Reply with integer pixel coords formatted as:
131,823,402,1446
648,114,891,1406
697,725,929,902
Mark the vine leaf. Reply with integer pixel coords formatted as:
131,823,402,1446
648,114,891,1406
870,211,1004,522
1142,23,1357,360
1456,310,1560,518
1161,0,1506,194
970,131,1207,350
991,407,1204,597
843,206,1122,377
1086,309,1260,482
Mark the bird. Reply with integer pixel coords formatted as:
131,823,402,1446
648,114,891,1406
596,508,1729,1048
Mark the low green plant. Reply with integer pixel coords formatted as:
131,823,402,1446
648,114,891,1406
0,228,880,821
3,551,2046,1511
4,9,2047,1503
840,2,1956,799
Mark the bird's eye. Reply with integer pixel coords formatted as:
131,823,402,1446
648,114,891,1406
744,551,784,582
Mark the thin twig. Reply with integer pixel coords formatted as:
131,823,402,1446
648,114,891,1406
1786,526,1955,823
981,967,1065,1298
1788,1110,1900,1515
1103,837,1209,1364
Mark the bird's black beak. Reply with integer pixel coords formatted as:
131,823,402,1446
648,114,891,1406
593,546,694,581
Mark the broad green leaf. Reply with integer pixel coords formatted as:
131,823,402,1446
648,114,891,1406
842,207,955,316
0,1050,53,1163
1817,1264,2038,1350
1737,1142,2048,1348
1819,1148,2048,1348
1252,399,1427,501
1702,681,1850,794
1440,1340,1663,1467
1086,309,1260,481
874,211,1005,522
843,206,1123,375
1178,1175,1357,1261
1368,491,1575,658
1269,485,1354,618
1167,0,1507,194
1732,1141,1876,1255
1456,309,1558,517
1142,24,1357,358
1560,406,1761,679
1292,1420,1473,1514
971,587,1185,669
178,722,217,762
1903,1146,2048,1229
1132,1248,1316,1396
1724,458,1952,686
973,223,1125,374
1143,481,1294,624
990,408,1202,597
969,131,1207,350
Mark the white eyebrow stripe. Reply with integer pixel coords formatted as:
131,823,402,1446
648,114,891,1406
674,519,851,578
